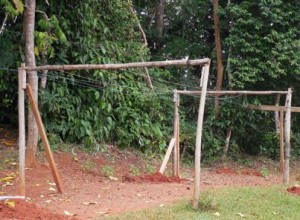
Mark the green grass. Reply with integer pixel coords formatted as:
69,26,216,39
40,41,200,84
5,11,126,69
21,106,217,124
98,186,300,220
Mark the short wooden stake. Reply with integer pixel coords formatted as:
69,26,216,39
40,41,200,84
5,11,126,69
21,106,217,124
279,109,284,173
18,63,26,196
26,84,63,193
283,88,292,184
159,138,176,174
192,63,210,209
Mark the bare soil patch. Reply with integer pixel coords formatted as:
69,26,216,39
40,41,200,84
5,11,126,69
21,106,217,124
1,127,299,219
287,186,300,196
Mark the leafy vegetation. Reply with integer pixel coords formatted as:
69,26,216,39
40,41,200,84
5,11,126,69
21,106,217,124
99,186,300,220
1,0,300,160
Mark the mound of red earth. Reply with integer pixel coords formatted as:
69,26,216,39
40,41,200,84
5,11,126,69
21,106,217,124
215,168,262,177
122,172,186,183
287,186,300,196
0,200,77,220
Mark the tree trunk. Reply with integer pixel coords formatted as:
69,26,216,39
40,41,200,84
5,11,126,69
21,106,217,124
24,0,38,166
154,0,164,38
213,0,224,114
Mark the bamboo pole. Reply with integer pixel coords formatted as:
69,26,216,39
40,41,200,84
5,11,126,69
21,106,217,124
172,90,179,176
279,110,284,173
159,138,176,174
177,90,289,95
192,63,210,209
25,58,210,71
284,88,292,184
18,63,26,196
26,84,63,193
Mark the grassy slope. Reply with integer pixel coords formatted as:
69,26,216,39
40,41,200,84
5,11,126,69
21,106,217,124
99,186,300,220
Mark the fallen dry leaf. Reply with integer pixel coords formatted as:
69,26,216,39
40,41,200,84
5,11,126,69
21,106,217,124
237,213,246,218
213,212,220,217
73,156,79,162
82,201,97,206
47,182,56,186
49,187,56,192
64,210,76,216
108,176,118,181
4,200,16,208
95,211,109,215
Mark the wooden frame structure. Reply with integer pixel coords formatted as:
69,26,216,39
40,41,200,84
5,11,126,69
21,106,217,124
159,88,295,208
18,57,295,209
18,58,210,196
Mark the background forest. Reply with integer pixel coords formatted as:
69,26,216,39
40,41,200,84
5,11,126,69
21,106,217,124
0,0,300,161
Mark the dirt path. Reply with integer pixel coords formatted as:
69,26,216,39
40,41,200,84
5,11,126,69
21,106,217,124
0,128,296,220
1,148,287,220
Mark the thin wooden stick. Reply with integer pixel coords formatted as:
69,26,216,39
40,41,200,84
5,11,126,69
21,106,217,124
177,90,289,95
279,110,285,173
192,63,210,209
25,58,210,71
26,84,63,193
159,138,176,174
284,88,292,184
18,64,26,196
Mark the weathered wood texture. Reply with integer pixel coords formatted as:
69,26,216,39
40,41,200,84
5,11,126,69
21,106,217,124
159,138,176,174
192,63,210,209
280,110,285,173
26,84,63,193
177,90,289,95
284,88,292,184
245,104,300,113
172,91,180,176
25,59,210,71
18,65,26,196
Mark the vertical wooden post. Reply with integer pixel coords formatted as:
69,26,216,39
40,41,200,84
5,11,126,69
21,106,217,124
192,63,210,209
172,90,179,176
283,88,292,184
26,84,63,193
176,94,180,176
279,109,284,173
18,64,26,196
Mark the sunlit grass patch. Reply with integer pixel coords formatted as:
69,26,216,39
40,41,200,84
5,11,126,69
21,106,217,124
98,186,300,220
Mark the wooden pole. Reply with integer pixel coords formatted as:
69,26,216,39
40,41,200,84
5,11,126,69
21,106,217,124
18,64,26,196
25,58,210,71
172,90,179,176
245,104,300,113
159,138,176,174
25,84,63,193
275,94,281,135
177,90,289,95
279,109,285,173
176,94,180,176
284,88,292,184
192,63,210,209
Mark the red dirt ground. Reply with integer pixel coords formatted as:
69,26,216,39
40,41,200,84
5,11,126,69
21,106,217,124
287,186,300,196
0,128,299,220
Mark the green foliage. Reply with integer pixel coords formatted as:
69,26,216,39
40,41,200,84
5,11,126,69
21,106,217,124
81,159,97,173
225,0,300,89
101,165,115,177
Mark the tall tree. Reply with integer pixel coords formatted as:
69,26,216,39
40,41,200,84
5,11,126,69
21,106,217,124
213,0,224,114
154,0,164,38
24,0,38,166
